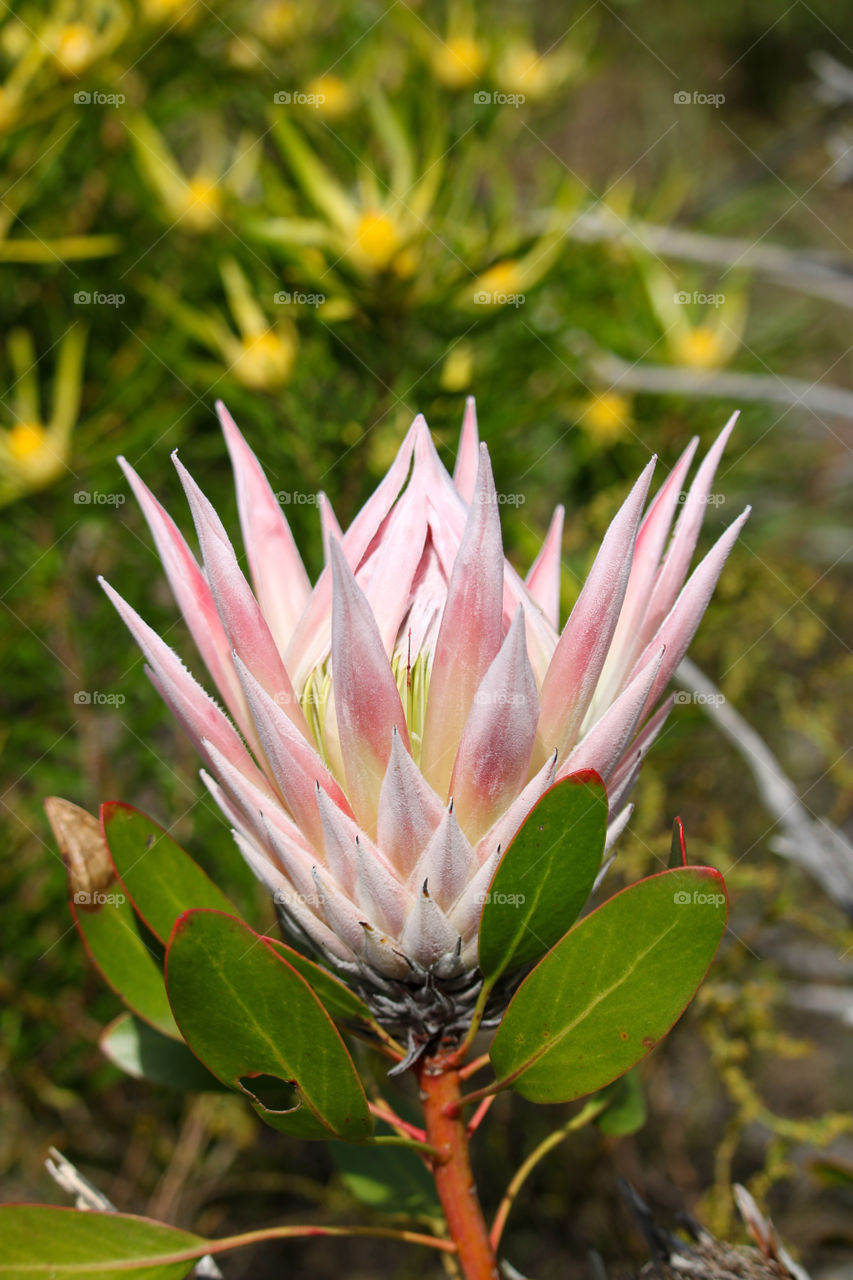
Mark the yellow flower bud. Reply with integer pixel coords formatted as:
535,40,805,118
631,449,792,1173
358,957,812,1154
580,393,632,443
351,210,400,271
669,326,729,370
232,329,295,391
306,74,354,120
432,35,486,89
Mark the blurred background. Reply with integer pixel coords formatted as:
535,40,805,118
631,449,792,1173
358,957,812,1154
2,1,853,1276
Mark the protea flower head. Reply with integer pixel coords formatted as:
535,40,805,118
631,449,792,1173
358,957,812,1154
102,400,748,1044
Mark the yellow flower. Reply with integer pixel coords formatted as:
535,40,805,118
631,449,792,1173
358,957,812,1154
431,35,487,89
351,210,401,271
257,1,301,43
231,328,296,391
669,326,730,370
306,74,354,120
495,42,576,99
142,0,199,26
440,342,475,392
182,175,223,231
579,392,632,444
53,23,97,76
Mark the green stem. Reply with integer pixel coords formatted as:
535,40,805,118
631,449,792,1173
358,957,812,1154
489,1098,608,1250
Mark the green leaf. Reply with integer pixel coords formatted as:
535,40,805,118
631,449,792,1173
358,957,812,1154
331,1133,440,1215
478,774,607,980
165,909,373,1141
100,1013,226,1092
594,1070,647,1135
490,866,727,1103
0,1205,204,1279
102,803,236,944
264,938,375,1027
72,893,178,1039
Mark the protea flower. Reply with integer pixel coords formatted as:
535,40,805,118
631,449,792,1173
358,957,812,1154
102,400,747,1045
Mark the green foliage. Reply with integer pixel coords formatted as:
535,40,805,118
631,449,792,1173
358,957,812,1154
164,909,373,1141
490,868,728,1102
478,771,607,980
0,1206,202,1280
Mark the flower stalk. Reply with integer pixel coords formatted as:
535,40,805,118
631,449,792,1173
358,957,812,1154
417,1053,500,1280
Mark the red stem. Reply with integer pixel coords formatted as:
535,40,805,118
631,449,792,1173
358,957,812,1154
417,1054,500,1280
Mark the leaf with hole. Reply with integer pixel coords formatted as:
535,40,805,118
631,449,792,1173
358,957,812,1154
165,909,372,1141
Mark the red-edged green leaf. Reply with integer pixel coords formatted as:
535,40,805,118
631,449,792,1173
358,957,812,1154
0,1205,204,1279
71,892,178,1038
490,866,727,1103
100,1013,226,1091
101,803,236,944
264,938,375,1026
478,773,607,980
165,909,373,1141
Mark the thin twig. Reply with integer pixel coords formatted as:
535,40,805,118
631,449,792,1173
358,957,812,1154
590,349,853,421
568,206,853,311
676,658,853,914
489,1099,607,1250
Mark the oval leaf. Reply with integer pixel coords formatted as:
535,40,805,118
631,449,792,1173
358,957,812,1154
490,866,727,1102
478,773,607,980
264,937,376,1026
101,803,236,944
165,909,373,1141
100,1013,226,1092
71,892,178,1039
593,1070,647,1136
0,1205,204,1280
